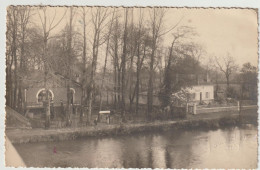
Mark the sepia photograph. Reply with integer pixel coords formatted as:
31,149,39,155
4,6,258,169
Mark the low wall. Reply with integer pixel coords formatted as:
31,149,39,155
196,105,257,114
5,106,32,129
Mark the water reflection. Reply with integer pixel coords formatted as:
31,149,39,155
14,126,257,168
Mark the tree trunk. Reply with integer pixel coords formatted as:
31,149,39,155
80,7,87,120
99,9,115,116
12,9,18,110
147,37,157,119
18,26,25,113
113,64,117,109
66,7,74,126
121,9,128,120
87,8,107,125
99,32,110,120
43,32,50,129
147,49,155,119
226,75,230,89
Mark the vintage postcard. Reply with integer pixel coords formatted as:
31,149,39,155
4,5,258,169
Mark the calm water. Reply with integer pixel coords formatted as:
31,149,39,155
14,126,258,169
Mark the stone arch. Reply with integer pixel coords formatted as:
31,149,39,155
36,88,54,103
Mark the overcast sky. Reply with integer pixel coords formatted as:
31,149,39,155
172,8,258,67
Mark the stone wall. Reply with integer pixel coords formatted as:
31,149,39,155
5,106,31,129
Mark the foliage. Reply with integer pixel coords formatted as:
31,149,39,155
239,62,257,100
171,88,194,106
159,52,204,107
226,86,239,99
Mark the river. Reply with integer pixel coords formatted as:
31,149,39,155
14,125,257,169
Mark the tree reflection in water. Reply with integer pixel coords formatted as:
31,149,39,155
14,126,257,169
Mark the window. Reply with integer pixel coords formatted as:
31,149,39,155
192,93,196,100
69,88,75,104
206,92,209,98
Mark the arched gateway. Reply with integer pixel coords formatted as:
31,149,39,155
36,89,54,103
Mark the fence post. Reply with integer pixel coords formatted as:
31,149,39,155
193,103,197,115
237,101,240,111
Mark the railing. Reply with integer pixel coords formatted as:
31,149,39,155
193,103,257,114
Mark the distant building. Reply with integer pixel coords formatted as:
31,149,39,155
172,73,214,106
23,71,82,109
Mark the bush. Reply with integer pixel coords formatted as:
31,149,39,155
226,86,239,99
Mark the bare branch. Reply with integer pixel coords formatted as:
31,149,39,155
48,9,67,33
159,15,184,37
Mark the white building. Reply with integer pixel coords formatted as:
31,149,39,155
188,85,214,104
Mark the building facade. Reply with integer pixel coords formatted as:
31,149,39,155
189,85,214,104
24,71,82,109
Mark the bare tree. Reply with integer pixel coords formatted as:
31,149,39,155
120,8,129,120
65,7,76,126
135,8,147,115
147,8,166,118
37,7,67,128
215,53,238,94
79,7,89,119
127,8,135,113
88,7,109,124
17,6,32,113
109,10,125,111
99,9,116,116
6,6,19,108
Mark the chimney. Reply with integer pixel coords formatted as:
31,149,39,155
196,74,199,85
206,72,210,83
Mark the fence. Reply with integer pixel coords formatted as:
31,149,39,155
189,102,257,114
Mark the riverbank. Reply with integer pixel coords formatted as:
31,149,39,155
6,108,257,144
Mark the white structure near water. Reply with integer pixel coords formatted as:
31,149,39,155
188,85,214,104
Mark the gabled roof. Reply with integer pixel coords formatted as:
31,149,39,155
21,70,81,88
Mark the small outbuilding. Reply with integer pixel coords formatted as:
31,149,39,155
23,71,82,109
188,84,214,104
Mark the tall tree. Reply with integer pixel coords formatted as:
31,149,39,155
127,8,136,113
147,8,166,118
110,11,122,111
160,26,195,107
79,7,88,119
99,9,116,114
65,7,75,126
215,53,238,97
135,8,148,115
240,62,257,100
88,7,109,124
37,7,67,128
120,8,128,119
17,6,32,113
6,6,18,108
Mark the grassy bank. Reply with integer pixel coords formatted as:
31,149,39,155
6,109,257,144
